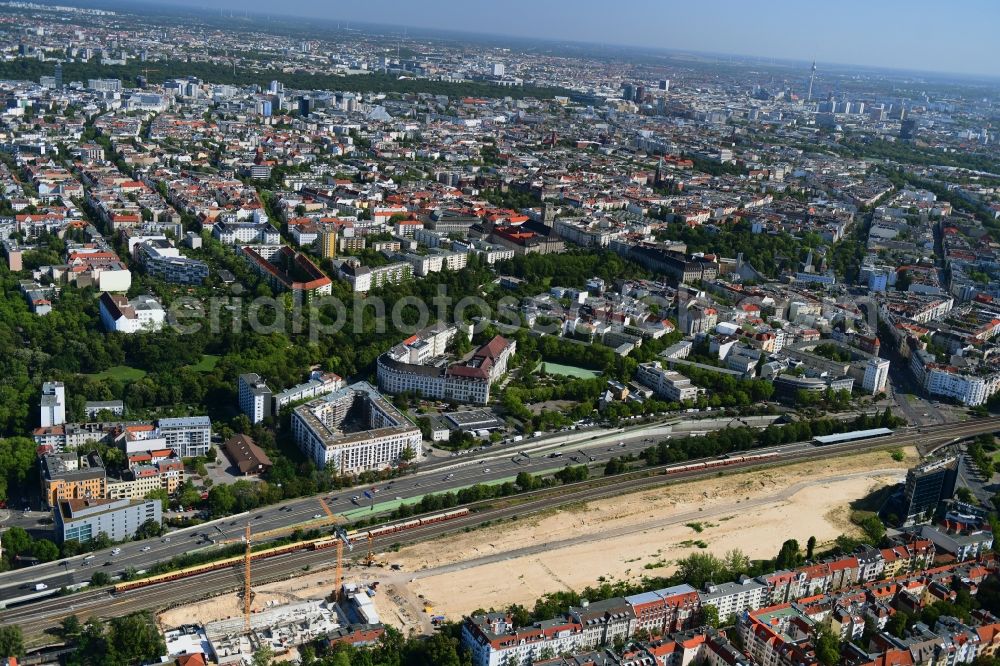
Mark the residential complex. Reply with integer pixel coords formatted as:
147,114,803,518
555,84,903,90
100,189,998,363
377,326,516,405
290,381,421,472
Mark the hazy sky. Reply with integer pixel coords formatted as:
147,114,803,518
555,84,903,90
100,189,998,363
155,0,999,79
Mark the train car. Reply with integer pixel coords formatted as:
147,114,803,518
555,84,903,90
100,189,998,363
115,507,475,594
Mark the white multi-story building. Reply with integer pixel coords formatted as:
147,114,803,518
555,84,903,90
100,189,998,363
212,220,280,246
98,292,166,334
238,373,273,424
272,370,346,412
635,362,700,402
291,382,421,473
40,381,66,428
156,416,212,458
699,578,768,620
377,327,515,405
862,357,891,395
340,261,413,292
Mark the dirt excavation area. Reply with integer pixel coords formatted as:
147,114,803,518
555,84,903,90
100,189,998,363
395,447,918,621
157,447,917,634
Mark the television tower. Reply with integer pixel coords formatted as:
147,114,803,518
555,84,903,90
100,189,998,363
807,60,816,102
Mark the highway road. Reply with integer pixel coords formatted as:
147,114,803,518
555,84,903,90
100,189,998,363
3,416,999,639
1,416,997,619
0,418,682,606
2,416,999,638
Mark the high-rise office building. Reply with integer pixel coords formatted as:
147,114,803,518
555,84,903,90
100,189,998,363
54,62,62,89
901,457,958,525
900,118,918,141
659,79,670,92
492,63,505,77
862,357,890,395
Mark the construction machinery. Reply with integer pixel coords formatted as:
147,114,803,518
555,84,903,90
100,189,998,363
332,528,353,601
363,533,378,567
242,523,253,632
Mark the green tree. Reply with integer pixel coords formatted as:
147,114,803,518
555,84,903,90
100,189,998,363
135,518,164,540
90,571,111,587
775,539,801,569
702,604,720,628
252,645,274,666
31,538,60,562
208,483,236,516
815,623,841,666
806,536,817,560
60,614,82,639
106,611,166,665
0,625,23,658
1,526,32,560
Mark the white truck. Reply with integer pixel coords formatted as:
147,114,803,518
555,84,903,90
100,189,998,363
34,583,47,591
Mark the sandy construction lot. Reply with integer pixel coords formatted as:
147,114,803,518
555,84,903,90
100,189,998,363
396,448,916,620
160,447,916,631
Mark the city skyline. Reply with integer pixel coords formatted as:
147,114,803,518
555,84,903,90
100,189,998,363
149,0,1000,79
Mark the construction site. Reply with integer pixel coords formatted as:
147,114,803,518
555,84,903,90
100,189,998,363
162,525,387,664
158,446,917,662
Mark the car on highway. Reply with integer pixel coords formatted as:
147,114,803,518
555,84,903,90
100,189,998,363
313,514,322,519
483,468,491,473
351,496,361,504
141,546,150,552
162,537,170,543
111,547,121,555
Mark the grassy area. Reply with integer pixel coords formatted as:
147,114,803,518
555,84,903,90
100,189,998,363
538,362,601,379
85,365,148,381
188,354,220,373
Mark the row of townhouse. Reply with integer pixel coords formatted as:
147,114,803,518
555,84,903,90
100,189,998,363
463,540,940,666
462,584,703,666
740,559,996,666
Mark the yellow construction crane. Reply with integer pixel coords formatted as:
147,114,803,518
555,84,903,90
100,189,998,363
364,534,377,567
243,523,252,632
333,539,344,601
332,528,353,601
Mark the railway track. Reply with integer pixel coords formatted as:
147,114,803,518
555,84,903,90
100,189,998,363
5,418,996,639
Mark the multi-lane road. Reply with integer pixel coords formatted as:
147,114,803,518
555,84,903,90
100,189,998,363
0,418,1000,634
0,418,681,606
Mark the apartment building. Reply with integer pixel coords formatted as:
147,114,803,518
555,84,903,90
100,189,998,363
700,577,769,620
340,260,413,292
242,245,332,300
136,240,209,285
238,373,273,424
290,381,421,473
272,370,346,412
635,361,700,402
40,380,65,428
41,451,107,509
377,332,515,405
106,458,184,500
98,292,166,333
462,612,590,666
212,219,280,245
156,416,212,458
862,357,891,395
625,584,700,635
54,496,162,544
